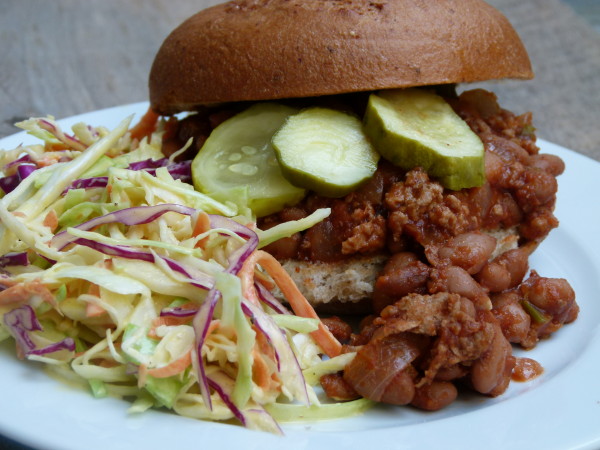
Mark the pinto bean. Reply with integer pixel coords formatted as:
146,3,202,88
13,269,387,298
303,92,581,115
411,381,458,411
520,272,577,323
379,369,417,405
435,231,497,274
484,151,504,185
304,220,339,261
320,373,360,401
261,233,301,260
321,316,353,343
471,322,513,395
372,252,430,313
491,291,531,344
476,260,511,292
429,266,491,310
485,134,530,164
477,246,530,293
514,169,558,212
434,364,469,382
380,252,420,273
528,153,565,176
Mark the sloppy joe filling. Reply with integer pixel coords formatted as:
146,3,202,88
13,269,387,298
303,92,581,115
259,89,578,409
166,87,578,413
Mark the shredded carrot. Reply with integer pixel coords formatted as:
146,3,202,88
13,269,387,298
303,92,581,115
252,327,279,391
87,283,100,297
192,211,211,249
0,280,56,307
86,302,106,318
129,108,160,142
251,349,274,390
144,320,220,382
42,211,56,228
44,142,69,152
42,210,58,232
147,315,192,339
177,302,200,311
206,319,220,337
99,359,120,368
85,283,106,317
254,271,276,290
138,364,148,388
239,250,342,358
147,351,192,378
15,344,25,360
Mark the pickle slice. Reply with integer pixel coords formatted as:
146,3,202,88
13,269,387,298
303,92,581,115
191,103,306,217
363,89,485,190
272,107,379,198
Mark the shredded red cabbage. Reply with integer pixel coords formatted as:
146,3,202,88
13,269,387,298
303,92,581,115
3,305,75,356
205,371,282,432
28,339,76,356
127,158,192,182
255,282,290,315
39,119,85,149
62,159,192,195
63,176,108,193
241,301,282,371
207,374,247,426
65,236,213,290
3,305,41,352
160,306,198,318
127,158,169,171
51,204,197,249
192,288,221,410
241,300,309,404
208,215,258,275
0,162,37,194
5,154,33,170
163,160,192,182
0,252,29,268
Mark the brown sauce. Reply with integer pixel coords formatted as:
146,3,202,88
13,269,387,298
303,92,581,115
511,357,544,382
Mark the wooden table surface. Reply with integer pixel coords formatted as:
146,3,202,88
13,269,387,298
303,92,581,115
1,0,599,161
0,1,599,449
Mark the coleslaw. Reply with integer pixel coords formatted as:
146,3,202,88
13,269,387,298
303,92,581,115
0,113,373,433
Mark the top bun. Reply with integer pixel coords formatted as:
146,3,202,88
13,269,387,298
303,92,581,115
149,0,533,115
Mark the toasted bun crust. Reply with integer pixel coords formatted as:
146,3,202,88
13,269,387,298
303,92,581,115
149,0,533,114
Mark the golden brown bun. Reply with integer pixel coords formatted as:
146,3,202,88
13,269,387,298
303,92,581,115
149,0,533,114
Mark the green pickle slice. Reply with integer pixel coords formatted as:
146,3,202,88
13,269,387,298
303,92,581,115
272,107,379,198
191,103,306,217
363,88,485,190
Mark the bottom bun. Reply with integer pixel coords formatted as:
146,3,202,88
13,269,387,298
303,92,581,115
274,255,387,314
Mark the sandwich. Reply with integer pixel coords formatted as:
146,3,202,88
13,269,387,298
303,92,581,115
146,0,579,406
148,0,573,317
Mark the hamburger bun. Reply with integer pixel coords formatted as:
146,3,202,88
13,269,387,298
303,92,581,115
149,0,533,115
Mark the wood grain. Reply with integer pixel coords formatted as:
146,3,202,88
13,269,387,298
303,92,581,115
0,0,598,160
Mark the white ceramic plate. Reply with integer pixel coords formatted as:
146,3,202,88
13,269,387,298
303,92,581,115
0,103,599,450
